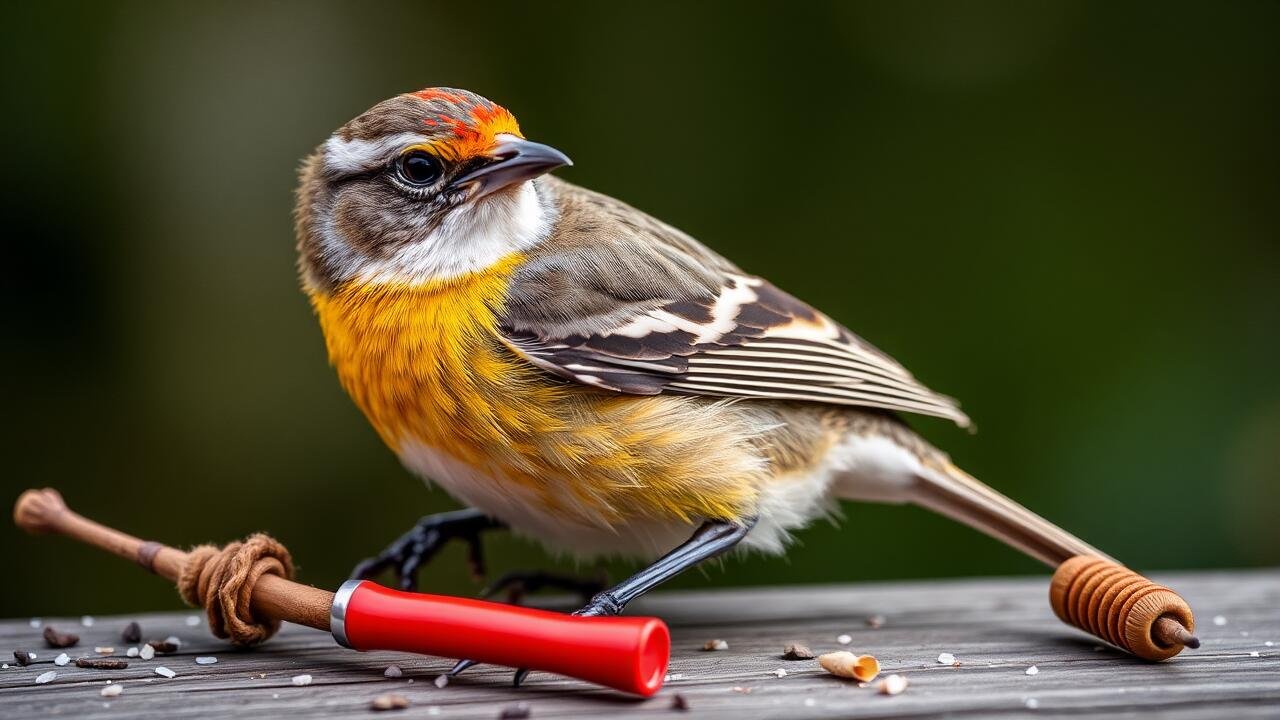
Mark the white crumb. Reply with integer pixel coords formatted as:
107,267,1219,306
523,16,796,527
773,668,787,678
155,667,176,678
937,652,956,665
140,645,156,661
185,616,201,627
195,657,218,665
705,639,729,651
836,634,852,645
272,693,280,699
35,671,57,685
878,674,908,695
406,678,414,685
291,674,312,686
1266,641,1275,647
1249,651,1260,657
384,665,403,678
1025,697,1039,709
126,647,139,658
427,708,441,716
27,653,37,661
54,653,70,667
165,636,182,648
81,616,95,627
2,664,8,669
1213,615,1228,626
101,684,123,697
1025,666,1040,676
803,698,816,707
434,674,449,688
29,618,42,629
94,647,114,655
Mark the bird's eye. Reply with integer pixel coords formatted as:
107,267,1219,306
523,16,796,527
397,150,441,186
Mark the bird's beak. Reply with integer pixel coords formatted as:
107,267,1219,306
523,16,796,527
452,135,572,200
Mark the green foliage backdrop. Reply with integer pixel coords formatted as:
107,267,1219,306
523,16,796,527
2,1,1277,618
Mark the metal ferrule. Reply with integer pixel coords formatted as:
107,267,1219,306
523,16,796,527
330,579,364,649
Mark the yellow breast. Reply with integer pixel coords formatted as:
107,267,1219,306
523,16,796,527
308,254,762,526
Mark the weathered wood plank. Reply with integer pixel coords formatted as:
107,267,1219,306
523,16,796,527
0,569,1276,718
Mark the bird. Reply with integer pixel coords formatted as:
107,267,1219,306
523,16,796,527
295,88,1103,682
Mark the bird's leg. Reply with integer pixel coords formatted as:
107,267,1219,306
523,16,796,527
350,508,504,592
480,568,607,606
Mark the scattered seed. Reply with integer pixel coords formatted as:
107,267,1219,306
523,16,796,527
1025,666,1040,676
35,670,57,685
185,616,201,627
773,668,787,678
146,638,179,653
1213,615,1228,626
195,657,218,665
1266,641,1275,647
101,683,123,697
1249,651,1260,657
81,616,96,627
1025,698,1040,709
782,643,814,660
2,664,8,669
731,686,753,694
878,674,908,695
126,647,139,658
383,665,403,678
702,639,728,651
42,626,79,649
836,634,852,645
29,618,42,629
406,678,414,684
370,693,410,711
499,702,532,718
937,652,956,665
77,658,129,670
434,674,449,688
818,651,880,682
865,615,885,628
54,653,70,666
427,707,441,716
14,651,36,666
155,667,176,679
291,674,313,686
139,644,156,660
121,622,142,644
803,698,816,707
95,647,115,655
670,693,689,711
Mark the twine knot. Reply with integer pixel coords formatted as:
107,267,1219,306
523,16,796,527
177,533,295,646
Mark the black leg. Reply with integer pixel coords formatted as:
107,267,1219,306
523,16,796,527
350,508,504,592
481,569,607,605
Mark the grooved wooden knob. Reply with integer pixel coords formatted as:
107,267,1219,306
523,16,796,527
1050,556,1196,661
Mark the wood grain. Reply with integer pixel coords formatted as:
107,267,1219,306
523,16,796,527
0,569,1275,719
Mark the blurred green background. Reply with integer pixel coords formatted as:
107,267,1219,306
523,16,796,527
2,1,1277,619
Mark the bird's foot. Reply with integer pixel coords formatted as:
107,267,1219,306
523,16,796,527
480,569,607,606
508,591,624,687
349,508,502,592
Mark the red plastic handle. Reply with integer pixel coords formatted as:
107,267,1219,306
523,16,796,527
333,581,669,696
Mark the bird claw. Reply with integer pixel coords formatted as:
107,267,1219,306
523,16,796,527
349,509,499,592
480,569,607,605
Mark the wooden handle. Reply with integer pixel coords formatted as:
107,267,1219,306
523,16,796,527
13,488,333,632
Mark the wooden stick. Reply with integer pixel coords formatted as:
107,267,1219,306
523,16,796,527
13,488,333,632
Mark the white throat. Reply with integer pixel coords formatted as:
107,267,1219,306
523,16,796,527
343,180,552,285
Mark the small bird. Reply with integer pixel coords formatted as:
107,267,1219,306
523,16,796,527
295,88,1101,680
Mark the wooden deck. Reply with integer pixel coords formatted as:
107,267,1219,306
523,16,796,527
1,569,1276,718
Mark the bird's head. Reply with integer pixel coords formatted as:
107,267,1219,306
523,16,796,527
296,88,571,290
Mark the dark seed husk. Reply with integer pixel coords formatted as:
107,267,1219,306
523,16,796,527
76,657,129,670
43,626,80,649
782,643,815,660
121,622,142,644
147,640,179,653
671,693,690,711
499,702,532,719
13,650,36,666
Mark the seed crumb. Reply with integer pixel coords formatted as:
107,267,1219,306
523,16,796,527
499,701,532,718
80,616,95,628
819,651,880,681
434,674,449,688
670,693,689,711
1266,641,1275,647
773,668,787,678
139,645,156,661
937,652,956,665
156,667,176,678
121,622,142,644
35,670,57,685
782,643,814,660
195,657,218,665
1025,698,1039,709
383,665,403,678
1213,615,1228,626
29,618,42,629
731,686,753,694
427,708,441,716
836,634,852,645
370,693,410,711
291,674,313,686
101,683,123,697
185,616,201,627
43,626,79,649
77,657,129,670
1249,651,1260,657
866,615,885,628
95,647,115,655
702,639,728,651
54,653,70,666
406,678,414,684
878,674,908,695
1025,665,1040,676
126,647,139,658
803,698,816,707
